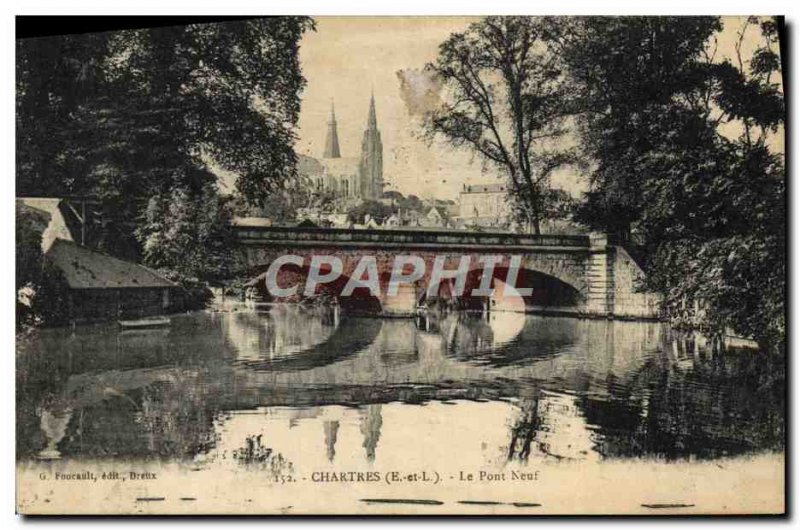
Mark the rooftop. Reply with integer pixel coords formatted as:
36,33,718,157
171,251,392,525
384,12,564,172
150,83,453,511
45,239,177,290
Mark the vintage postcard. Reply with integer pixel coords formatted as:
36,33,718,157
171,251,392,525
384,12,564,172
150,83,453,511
15,15,785,515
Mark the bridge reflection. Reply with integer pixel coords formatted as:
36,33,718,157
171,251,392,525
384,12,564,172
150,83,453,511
247,262,586,317
225,305,340,363
225,305,383,371
16,308,783,466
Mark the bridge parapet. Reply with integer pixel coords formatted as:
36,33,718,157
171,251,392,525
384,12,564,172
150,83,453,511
234,225,591,251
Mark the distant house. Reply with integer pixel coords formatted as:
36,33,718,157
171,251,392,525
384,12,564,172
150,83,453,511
461,216,513,232
419,206,448,228
45,239,178,322
400,209,422,226
383,213,401,228
458,183,511,228
363,214,382,229
443,201,460,218
323,213,350,228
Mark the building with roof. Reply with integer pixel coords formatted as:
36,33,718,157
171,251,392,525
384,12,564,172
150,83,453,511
458,182,512,228
420,206,448,228
300,94,384,201
44,239,179,322
383,213,401,228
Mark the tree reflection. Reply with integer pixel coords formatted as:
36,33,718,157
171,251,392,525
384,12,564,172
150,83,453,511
576,335,786,460
324,420,340,462
359,404,383,462
232,433,295,480
507,395,541,462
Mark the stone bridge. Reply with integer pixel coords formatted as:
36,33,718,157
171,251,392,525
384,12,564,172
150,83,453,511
233,224,660,320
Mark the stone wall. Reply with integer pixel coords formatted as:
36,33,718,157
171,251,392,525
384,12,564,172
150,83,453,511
610,246,662,319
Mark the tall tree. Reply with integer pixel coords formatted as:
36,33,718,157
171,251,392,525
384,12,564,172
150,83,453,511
17,18,314,272
563,16,785,350
561,16,722,243
639,17,785,350
423,16,572,234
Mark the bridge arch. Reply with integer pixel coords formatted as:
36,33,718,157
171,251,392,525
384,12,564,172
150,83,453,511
419,260,586,313
245,260,385,314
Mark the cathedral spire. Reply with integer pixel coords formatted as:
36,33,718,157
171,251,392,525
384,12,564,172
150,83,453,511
323,100,341,158
359,92,383,200
367,90,378,130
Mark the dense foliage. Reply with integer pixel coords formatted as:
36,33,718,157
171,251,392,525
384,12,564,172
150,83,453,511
563,17,785,350
15,205,43,293
15,208,71,328
559,17,724,242
423,17,574,234
346,200,396,225
426,16,785,350
345,193,438,225
17,18,314,279
236,178,339,224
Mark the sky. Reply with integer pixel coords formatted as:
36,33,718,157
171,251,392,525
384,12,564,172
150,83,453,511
294,16,781,201
295,16,489,201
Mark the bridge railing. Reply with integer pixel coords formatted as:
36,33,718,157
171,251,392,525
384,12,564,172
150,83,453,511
233,224,591,249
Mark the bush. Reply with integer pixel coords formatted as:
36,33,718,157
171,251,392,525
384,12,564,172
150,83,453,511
156,269,214,311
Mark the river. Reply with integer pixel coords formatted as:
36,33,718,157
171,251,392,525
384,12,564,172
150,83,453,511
15,305,785,514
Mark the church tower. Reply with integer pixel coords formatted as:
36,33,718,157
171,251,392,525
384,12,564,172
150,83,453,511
323,102,341,158
359,93,383,199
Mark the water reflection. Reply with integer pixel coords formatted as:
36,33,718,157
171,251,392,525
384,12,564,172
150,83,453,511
227,305,383,371
16,306,784,467
508,392,598,463
36,403,72,460
323,420,339,462
226,305,339,362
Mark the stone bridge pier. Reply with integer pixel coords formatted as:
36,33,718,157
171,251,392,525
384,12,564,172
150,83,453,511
232,223,661,320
